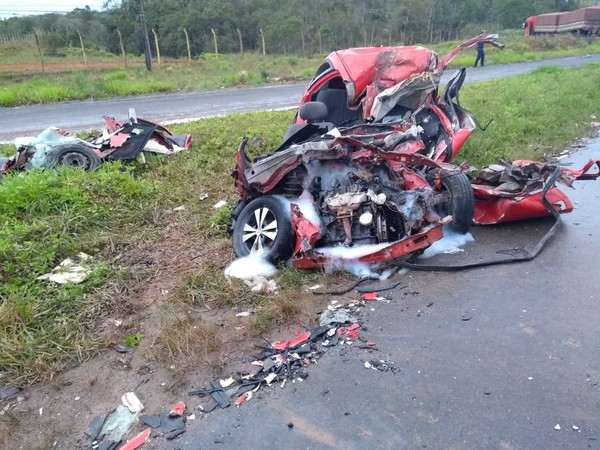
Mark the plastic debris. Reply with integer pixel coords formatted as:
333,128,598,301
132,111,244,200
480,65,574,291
361,292,386,301
37,253,92,284
272,331,311,350
219,377,236,388
165,428,186,440
99,405,138,443
187,301,379,412
169,401,185,417
265,373,277,386
86,413,108,441
236,311,252,317
338,323,360,340
320,309,358,327
213,200,227,209
554,424,561,430
364,359,398,373
113,344,136,354
119,428,151,450
573,425,580,431
141,414,161,428
160,413,185,434
121,392,144,413
173,205,186,212
234,391,253,407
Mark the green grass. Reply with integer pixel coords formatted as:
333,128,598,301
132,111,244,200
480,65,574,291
459,63,600,167
1,64,599,384
1,32,599,107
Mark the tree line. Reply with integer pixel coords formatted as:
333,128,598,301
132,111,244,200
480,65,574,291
0,0,594,58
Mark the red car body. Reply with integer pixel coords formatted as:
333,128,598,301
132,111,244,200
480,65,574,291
231,35,600,270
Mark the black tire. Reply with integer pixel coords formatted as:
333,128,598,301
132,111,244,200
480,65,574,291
50,144,101,171
232,195,296,263
428,169,474,234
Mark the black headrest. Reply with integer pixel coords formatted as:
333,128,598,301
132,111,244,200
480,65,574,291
298,101,329,123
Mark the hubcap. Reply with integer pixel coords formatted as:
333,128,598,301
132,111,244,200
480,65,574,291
60,152,91,169
242,207,278,253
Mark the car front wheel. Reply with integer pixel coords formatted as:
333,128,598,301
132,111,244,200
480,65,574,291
428,169,474,234
232,196,296,263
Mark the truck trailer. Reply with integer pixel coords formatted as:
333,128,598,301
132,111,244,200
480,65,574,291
524,7,600,36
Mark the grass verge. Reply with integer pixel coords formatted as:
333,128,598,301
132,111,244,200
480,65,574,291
0,64,599,384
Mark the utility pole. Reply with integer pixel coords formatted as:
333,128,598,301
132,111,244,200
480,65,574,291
139,0,152,71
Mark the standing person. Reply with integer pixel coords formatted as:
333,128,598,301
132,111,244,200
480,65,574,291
474,30,486,67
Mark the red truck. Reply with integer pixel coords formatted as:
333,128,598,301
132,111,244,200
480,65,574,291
524,6,600,36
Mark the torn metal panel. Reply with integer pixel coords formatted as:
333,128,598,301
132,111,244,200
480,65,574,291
472,160,600,224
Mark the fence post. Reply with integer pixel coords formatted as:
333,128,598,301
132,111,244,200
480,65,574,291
76,29,88,69
260,28,266,55
117,29,127,69
300,28,305,54
33,30,45,73
318,29,322,53
237,28,243,54
151,29,161,65
211,28,218,57
183,28,192,63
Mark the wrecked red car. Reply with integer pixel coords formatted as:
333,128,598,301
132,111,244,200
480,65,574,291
0,112,191,177
230,35,600,269
230,36,504,268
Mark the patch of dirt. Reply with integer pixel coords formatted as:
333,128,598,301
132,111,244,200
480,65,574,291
0,215,330,449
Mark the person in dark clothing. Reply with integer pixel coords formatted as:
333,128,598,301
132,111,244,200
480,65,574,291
474,30,486,67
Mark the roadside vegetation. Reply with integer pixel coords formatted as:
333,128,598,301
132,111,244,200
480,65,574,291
1,63,600,386
1,32,599,107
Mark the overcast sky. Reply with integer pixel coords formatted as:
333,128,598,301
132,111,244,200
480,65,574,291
1,1,108,18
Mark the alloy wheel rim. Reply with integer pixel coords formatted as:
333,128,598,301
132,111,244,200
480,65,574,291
242,207,278,253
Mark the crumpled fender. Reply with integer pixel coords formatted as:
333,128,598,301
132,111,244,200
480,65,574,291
472,159,600,224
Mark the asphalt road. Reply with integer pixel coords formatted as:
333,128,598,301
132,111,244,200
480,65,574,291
1,54,600,142
168,136,600,449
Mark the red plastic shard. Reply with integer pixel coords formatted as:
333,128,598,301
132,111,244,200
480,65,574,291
234,391,252,407
120,428,151,450
272,331,311,351
338,323,360,340
169,401,186,417
362,292,378,301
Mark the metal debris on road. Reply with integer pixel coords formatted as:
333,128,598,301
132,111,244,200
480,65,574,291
188,297,384,410
364,360,398,373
